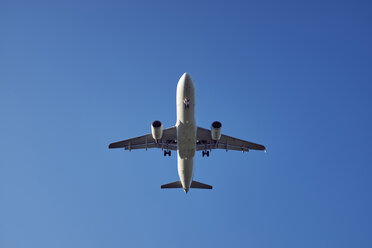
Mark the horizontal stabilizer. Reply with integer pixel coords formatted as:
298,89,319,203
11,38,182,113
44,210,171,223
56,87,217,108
161,181,182,189
191,180,213,189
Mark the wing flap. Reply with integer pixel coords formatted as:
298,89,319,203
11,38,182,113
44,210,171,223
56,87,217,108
109,126,177,150
196,144,249,152
196,127,266,151
108,133,153,149
122,143,177,151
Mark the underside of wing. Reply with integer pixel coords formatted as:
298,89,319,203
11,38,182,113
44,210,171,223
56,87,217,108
196,127,266,152
108,126,177,151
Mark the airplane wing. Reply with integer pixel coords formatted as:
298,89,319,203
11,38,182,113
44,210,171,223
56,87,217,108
196,127,266,152
108,126,177,151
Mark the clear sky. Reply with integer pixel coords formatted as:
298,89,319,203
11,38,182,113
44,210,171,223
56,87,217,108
1,0,371,247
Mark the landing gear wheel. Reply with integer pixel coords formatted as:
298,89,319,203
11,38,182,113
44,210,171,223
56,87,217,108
164,150,171,156
202,151,210,157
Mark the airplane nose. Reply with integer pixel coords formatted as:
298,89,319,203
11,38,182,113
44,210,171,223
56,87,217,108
180,72,192,85
183,72,191,81
181,72,192,84
184,188,189,194
177,72,195,97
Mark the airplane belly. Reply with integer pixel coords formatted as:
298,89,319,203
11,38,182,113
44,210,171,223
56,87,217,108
177,156,194,189
176,122,196,190
177,123,196,158
176,72,196,191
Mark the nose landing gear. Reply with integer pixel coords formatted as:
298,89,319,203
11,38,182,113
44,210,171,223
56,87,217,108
164,150,171,156
202,151,210,157
183,98,190,109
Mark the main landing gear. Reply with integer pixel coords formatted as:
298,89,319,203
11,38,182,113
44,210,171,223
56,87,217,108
164,150,171,156
202,151,210,157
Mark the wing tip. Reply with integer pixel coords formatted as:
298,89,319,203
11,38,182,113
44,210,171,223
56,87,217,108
258,144,266,151
108,143,117,149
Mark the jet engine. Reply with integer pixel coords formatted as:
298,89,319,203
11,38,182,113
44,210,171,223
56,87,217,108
151,120,163,141
211,121,222,141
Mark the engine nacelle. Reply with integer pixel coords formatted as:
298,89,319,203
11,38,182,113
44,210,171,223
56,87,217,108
151,120,163,141
211,121,222,141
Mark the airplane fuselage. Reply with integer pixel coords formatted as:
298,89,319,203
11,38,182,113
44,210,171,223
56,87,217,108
176,73,196,193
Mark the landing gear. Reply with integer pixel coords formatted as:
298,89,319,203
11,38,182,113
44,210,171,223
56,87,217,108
184,98,190,109
202,151,210,157
164,150,171,156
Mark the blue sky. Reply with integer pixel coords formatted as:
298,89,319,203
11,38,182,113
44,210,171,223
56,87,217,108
1,0,371,247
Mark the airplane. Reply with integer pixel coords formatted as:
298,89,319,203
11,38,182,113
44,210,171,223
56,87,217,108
108,73,266,193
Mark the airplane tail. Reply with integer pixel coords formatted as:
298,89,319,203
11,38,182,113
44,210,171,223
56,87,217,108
161,181,182,188
161,180,212,190
190,180,213,189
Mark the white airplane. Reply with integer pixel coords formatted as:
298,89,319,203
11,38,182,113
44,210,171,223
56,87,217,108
109,73,266,193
